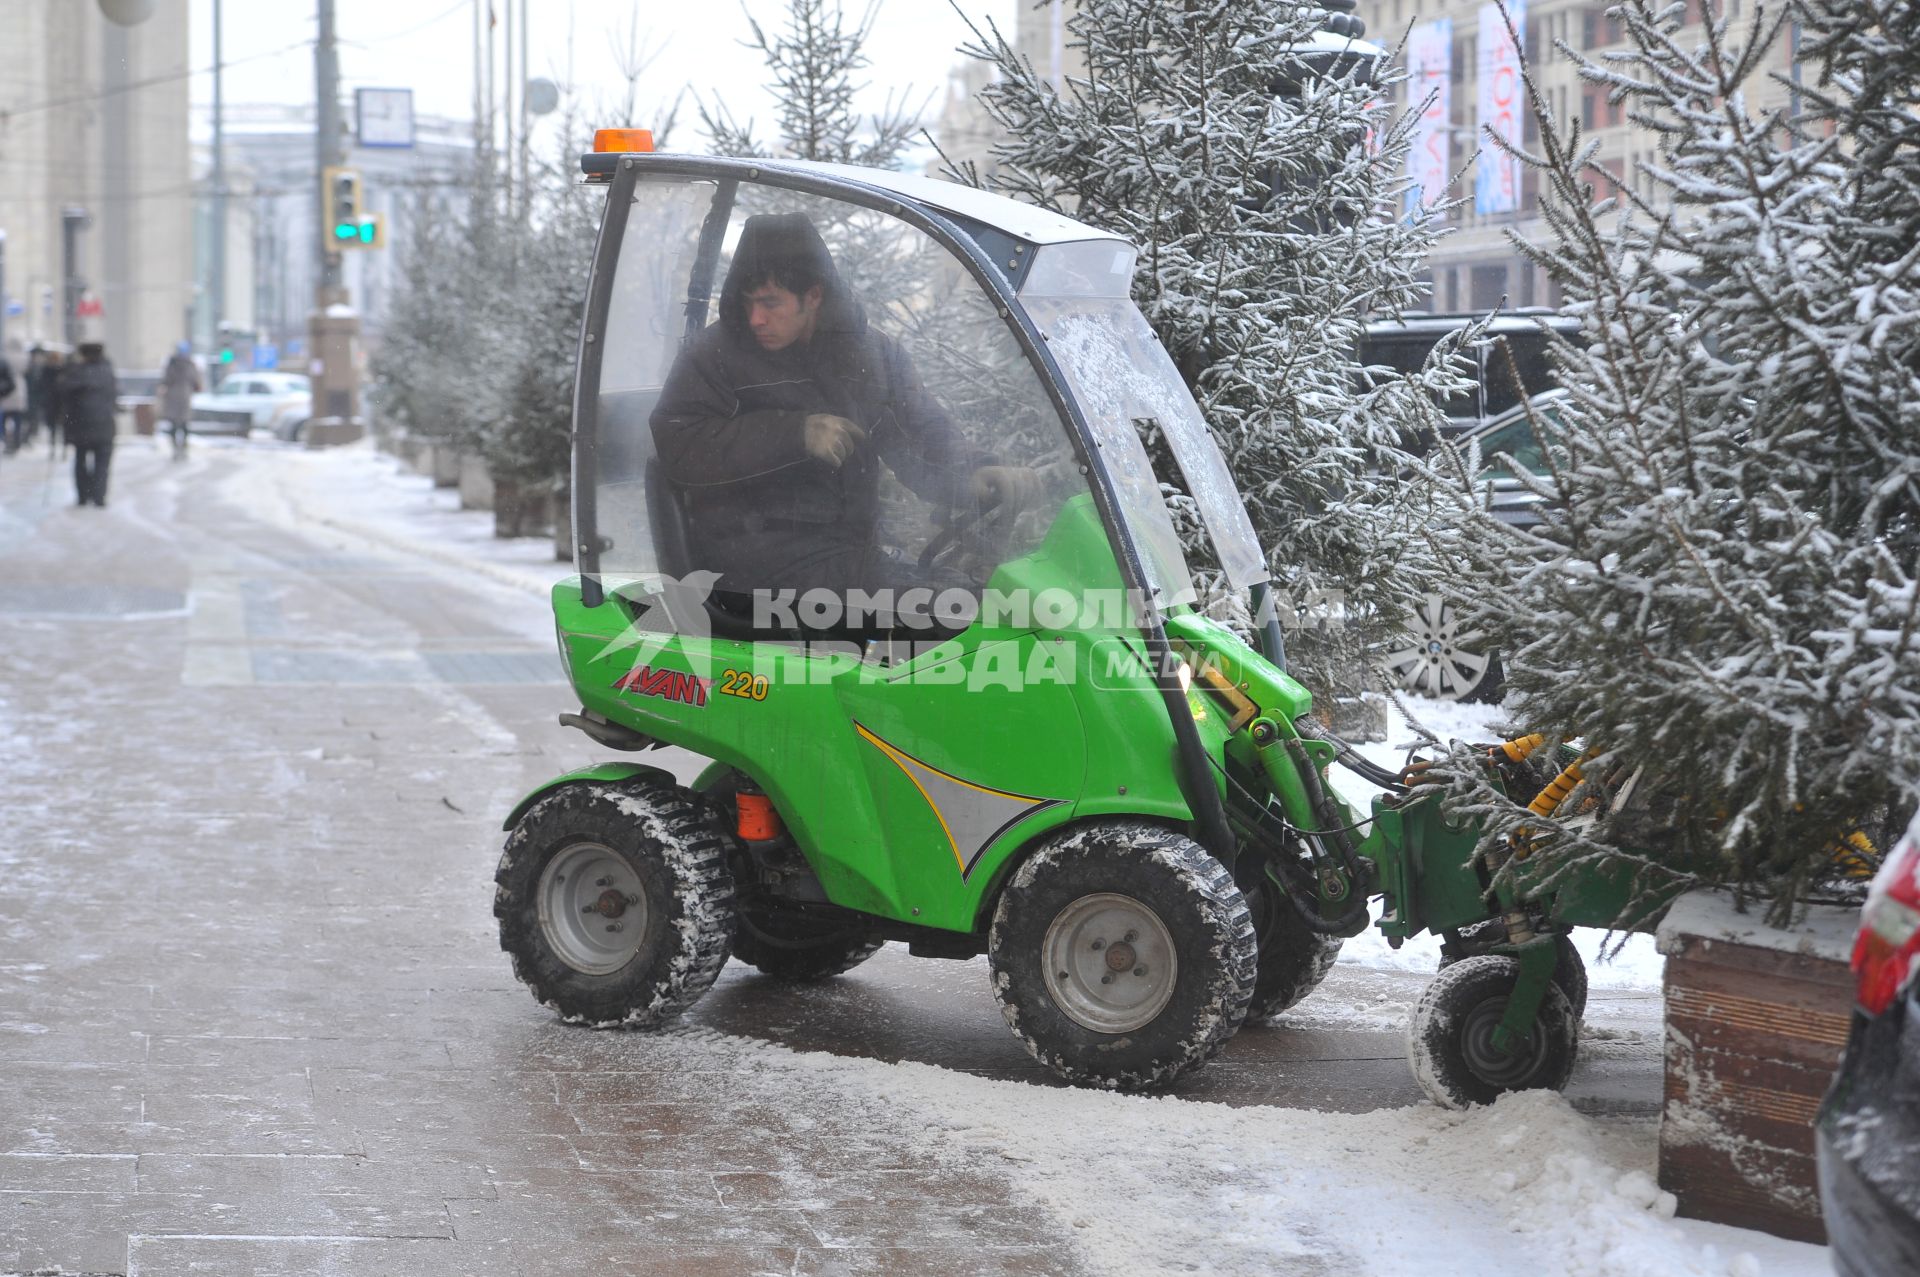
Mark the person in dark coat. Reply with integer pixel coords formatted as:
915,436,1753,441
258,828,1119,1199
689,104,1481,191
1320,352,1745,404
0,351,18,454
159,344,200,459
61,343,118,507
649,213,1037,596
26,348,64,453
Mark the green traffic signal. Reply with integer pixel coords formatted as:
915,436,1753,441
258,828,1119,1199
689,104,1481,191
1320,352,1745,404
334,222,357,241
219,348,234,363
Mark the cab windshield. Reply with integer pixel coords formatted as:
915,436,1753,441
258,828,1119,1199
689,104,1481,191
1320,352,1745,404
587,175,1103,629
1020,242,1269,596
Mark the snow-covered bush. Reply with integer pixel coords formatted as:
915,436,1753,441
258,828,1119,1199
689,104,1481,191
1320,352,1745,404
948,0,1459,697
372,141,596,501
1426,0,1920,920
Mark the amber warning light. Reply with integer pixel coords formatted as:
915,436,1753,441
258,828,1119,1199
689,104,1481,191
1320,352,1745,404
593,128,654,154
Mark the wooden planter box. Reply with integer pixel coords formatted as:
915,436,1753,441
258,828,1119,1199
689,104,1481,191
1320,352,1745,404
429,442,461,488
1656,889,1856,1244
492,477,552,539
457,453,495,511
551,480,573,562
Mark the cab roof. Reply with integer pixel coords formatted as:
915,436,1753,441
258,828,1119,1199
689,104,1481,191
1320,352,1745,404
582,151,1125,249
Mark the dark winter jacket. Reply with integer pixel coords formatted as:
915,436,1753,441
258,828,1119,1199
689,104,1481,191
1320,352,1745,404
59,358,119,447
650,317,976,541
0,358,14,404
26,361,59,419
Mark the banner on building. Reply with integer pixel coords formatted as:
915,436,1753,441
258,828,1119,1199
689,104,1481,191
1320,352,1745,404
1405,19,1453,212
1476,1,1526,215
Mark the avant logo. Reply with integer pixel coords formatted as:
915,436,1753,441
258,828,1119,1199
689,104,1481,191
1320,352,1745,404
612,664,711,708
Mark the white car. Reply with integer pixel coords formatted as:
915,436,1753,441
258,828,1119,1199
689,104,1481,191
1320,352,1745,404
192,372,312,439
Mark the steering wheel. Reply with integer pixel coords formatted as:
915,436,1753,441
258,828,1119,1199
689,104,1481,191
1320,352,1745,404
917,494,1009,576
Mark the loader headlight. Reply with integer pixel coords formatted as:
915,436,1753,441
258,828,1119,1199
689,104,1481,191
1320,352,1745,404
1176,659,1193,692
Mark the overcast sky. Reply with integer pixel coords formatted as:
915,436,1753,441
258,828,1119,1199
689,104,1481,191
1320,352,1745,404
187,0,1016,156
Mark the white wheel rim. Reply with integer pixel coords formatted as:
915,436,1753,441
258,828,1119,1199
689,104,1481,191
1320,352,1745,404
537,841,648,975
1378,593,1492,701
1041,893,1178,1034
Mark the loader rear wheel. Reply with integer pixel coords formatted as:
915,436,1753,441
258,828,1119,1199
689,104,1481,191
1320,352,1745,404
495,779,735,1028
988,821,1256,1091
733,903,883,981
1242,871,1343,1020
1409,954,1579,1109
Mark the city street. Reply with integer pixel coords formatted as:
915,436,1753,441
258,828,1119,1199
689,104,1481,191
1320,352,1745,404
0,439,1798,1277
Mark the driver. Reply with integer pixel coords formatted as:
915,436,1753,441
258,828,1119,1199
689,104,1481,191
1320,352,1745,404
650,212,1038,597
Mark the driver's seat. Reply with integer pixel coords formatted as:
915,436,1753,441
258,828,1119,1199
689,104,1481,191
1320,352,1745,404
643,458,771,642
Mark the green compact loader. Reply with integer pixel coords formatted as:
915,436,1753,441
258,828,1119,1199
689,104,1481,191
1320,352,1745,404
494,141,1677,1105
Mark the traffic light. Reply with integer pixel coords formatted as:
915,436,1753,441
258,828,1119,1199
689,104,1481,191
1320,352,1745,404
323,167,362,248
322,168,385,251
349,213,386,249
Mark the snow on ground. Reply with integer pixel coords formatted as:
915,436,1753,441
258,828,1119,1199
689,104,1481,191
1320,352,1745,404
258,442,1822,1276
669,1026,1822,1277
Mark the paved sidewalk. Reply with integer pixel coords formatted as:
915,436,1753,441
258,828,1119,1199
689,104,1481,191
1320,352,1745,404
0,439,1663,1276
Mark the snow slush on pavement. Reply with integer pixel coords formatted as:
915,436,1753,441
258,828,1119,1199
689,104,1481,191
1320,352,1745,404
494,135,1694,1103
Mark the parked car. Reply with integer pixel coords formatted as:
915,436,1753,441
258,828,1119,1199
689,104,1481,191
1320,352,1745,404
1817,809,1920,1277
1376,392,1563,702
1360,309,1582,446
192,372,311,439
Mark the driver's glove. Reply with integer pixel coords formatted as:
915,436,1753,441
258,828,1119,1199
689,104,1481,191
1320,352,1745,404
803,414,866,467
969,465,1042,512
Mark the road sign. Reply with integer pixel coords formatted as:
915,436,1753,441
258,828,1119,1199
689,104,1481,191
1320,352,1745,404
252,344,279,370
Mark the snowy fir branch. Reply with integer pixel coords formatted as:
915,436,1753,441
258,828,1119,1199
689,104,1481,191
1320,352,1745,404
1424,0,1920,924
953,0,1462,697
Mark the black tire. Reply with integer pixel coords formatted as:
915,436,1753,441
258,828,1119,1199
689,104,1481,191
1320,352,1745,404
988,821,1257,1091
1242,871,1343,1021
1440,925,1588,1021
1409,953,1580,1108
732,903,884,981
495,778,735,1028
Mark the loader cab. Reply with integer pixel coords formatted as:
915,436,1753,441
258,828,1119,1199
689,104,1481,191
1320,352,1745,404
570,151,1272,635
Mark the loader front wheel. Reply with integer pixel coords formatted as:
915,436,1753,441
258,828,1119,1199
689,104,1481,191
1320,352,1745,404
988,822,1256,1091
495,779,735,1028
1409,954,1579,1108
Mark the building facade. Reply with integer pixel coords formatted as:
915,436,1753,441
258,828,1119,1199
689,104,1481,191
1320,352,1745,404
192,103,472,362
933,0,1803,316
0,0,194,373
1383,0,1798,312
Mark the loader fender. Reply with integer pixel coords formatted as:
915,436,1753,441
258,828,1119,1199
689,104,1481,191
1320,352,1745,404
501,763,678,831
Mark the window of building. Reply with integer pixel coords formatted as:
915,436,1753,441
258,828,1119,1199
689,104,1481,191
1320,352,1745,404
1471,264,1510,312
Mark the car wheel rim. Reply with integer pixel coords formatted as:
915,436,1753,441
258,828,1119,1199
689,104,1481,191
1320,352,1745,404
1041,893,1178,1034
1378,593,1492,701
1459,996,1549,1087
536,841,648,975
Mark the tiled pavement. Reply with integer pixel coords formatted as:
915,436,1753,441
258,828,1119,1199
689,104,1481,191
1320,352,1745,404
0,439,1663,1276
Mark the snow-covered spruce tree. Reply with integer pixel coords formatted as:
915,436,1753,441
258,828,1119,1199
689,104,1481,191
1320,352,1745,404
371,144,521,463
949,0,1457,698
699,0,919,165
1424,0,1920,921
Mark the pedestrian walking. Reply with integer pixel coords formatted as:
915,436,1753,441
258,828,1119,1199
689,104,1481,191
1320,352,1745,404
0,347,20,454
28,348,66,455
61,343,118,508
158,343,200,460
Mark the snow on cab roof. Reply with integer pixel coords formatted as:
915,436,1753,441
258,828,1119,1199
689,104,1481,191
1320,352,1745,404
674,154,1124,248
